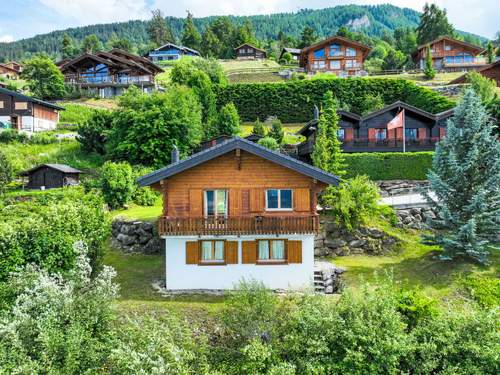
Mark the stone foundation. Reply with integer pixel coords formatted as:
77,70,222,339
376,180,429,197
111,219,163,254
315,218,400,257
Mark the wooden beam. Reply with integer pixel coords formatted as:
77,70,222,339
235,148,241,170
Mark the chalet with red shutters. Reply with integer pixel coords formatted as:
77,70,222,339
297,102,454,159
412,36,486,72
137,138,339,290
299,36,371,76
234,43,267,60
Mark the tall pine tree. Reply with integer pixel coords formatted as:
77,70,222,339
181,11,202,51
312,91,345,177
148,9,174,47
424,89,500,263
416,3,454,44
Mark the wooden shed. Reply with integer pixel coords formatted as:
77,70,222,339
19,164,82,189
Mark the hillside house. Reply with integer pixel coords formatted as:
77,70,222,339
279,48,301,62
299,36,371,76
20,164,82,190
0,62,21,79
59,49,163,97
147,42,201,62
449,60,500,86
297,101,454,160
412,36,486,72
0,87,63,132
235,43,267,60
137,137,339,290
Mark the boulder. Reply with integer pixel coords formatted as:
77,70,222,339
349,239,366,248
116,233,137,246
324,238,346,249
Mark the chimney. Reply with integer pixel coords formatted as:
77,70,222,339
171,145,179,163
314,105,320,120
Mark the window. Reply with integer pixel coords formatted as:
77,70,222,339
205,190,227,216
312,60,326,70
445,44,453,51
405,128,418,140
313,48,325,59
375,129,387,141
266,189,292,210
200,240,225,263
345,60,356,68
345,47,356,57
0,101,4,109
329,43,342,56
258,240,286,262
337,129,345,140
329,60,341,70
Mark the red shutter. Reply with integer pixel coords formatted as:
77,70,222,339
345,128,354,141
368,129,376,141
439,127,446,139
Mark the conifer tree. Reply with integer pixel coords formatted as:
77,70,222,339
416,3,454,44
268,119,284,144
148,9,174,47
61,34,77,59
312,91,345,176
217,103,240,137
486,41,495,64
252,118,267,137
424,47,436,79
181,11,202,51
424,89,500,263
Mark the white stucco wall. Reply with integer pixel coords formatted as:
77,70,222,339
164,234,315,290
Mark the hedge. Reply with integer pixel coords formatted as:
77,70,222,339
344,152,434,180
216,78,455,123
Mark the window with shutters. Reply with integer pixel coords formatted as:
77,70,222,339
200,240,225,263
257,239,286,263
265,189,292,211
204,190,227,217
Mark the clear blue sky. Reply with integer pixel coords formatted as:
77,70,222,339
1,0,498,43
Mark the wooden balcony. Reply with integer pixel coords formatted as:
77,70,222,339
158,215,320,236
64,74,154,86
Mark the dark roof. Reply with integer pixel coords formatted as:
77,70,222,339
282,47,301,55
0,87,64,110
138,137,340,187
301,35,371,54
448,60,500,84
152,42,201,56
0,63,19,74
415,36,485,54
297,109,362,136
234,43,267,53
19,164,82,176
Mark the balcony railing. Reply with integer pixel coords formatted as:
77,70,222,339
158,215,319,236
64,74,154,85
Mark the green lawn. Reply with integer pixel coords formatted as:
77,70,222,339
112,198,163,222
219,59,281,73
228,72,286,84
370,71,465,85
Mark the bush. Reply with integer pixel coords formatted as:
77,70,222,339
99,161,135,209
217,102,240,137
461,275,500,308
0,129,28,143
0,151,13,194
0,188,109,280
268,119,284,144
257,136,279,150
60,103,100,125
344,152,433,180
77,108,114,154
215,78,454,123
29,132,57,144
465,71,497,103
322,175,384,230
131,166,160,206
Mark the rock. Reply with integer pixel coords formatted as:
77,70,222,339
314,239,324,248
367,228,384,239
413,214,422,222
410,207,422,215
116,233,136,246
324,238,346,249
403,216,413,225
142,221,154,231
349,239,366,248
397,210,410,218
423,210,436,220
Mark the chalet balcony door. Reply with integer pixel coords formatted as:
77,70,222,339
204,189,228,228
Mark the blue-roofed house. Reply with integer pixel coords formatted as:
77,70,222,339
148,43,201,62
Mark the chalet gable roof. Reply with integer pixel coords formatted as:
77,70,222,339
19,164,82,176
109,48,164,72
0,63,19,74
361,101,440,122
415,36,485,54
0,87,64,111
282,47,301,54
138,137,340,187
301,35,371,55
234,43,267,53
448,60,500,84
152,43,201,56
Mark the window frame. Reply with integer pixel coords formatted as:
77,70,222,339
337,128,345,141
256,239,287,264
329,60,341,70
405,128,418,140
329,43,342,57
199,239,226,265
345,47,356,57
265,189,293,211
345,59,356,68
375,129,387,141
204,189,228,217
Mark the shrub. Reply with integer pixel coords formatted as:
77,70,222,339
396,288,438,329
251,118,267,137
217,102,240,137
215,78,454,123
0,242,117,374
322,175,383,230
99,161,135,209
0,188,109,280
29,132,57,144
465,71,497,104
131,166,160,206
461,275,500,308
60,103,100,125
423,48,436,80
257,136,279,150
77,108,113,154
0,129,28,143
344,152,433,180
268,119,284,144
0,151,13,194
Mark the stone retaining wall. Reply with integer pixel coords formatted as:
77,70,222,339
376,180,429,197
395,206,436,230
111,219,163,254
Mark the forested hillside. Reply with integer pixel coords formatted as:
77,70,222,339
0,4,485,61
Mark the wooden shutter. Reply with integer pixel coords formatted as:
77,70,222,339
229,189,241,216
439,127,446,139
241,190,250,215
418,128,427,140
189,189,203,216
242,241,257,264
368,128,376,141
186,241,199,264
225,241,239,264
345,128,354,141
287,240,302,264
396,127,403,139
294,188,310,212
250,189,263,213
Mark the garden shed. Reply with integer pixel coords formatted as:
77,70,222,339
20,164,82,189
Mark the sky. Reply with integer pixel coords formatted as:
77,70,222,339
0,0,498,43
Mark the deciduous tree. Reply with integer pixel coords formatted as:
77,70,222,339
21,55,66,100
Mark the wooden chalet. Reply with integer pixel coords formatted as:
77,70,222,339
19,164,82,189
279,48,301,62
297,101,454,159
0,62,21,79
449,60,500,86
199,134,263,151
0,87,63,132
412,36,486,72
299,36,371,76
148,42,201,62
137,137,339,290
235,43,267,60
59,49,163,97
